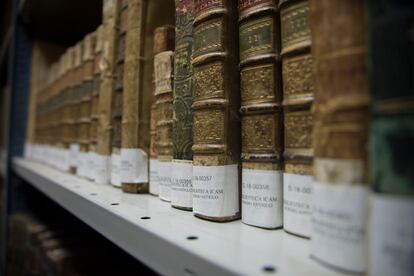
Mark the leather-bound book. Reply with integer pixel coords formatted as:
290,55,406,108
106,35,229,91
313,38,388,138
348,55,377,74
310,0,369,273
171,0,195,210
121,0,150,194
71,42,83,175
111,0,127,187
192,0,241,221
239,0,283,229
280,0,313,238
61,51,72,171
367,1,414,275
91,26,104,183
154,25,175,202
77,35,95,179
97,0,121,185
149,102,159,195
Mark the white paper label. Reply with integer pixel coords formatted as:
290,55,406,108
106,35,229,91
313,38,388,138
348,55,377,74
171,160,193,209
311,183,369,273
94,154,110,185
149,159,159,195
370,194,414,276
61,149,70,172
69,143,80,167
242,169,282,229
110,153,121,187
77,152,88,178
158,161,172,201
87,152,96,180
283,173,312,237
120,148,148,183
193,165,239,218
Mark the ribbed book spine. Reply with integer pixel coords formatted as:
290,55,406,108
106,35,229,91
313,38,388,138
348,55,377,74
192,0,240,221
154,25,175,202
121,0,150,194
171,0,195,210
110,0,127,187
90,26,103,183
238,0,282,229
367,1,414,275
310,0,369,272
97,0,121,185
279,0,313,238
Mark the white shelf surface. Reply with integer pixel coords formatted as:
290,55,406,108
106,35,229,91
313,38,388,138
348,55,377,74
13,158,347,276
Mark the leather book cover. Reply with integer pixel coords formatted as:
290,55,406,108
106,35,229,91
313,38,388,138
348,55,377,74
280,0,313,238
191,0,241,221
238,0,283,229
171,0,195,210
310,0,369,273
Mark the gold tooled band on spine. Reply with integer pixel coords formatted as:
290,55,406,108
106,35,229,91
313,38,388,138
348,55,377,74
192,0,241,222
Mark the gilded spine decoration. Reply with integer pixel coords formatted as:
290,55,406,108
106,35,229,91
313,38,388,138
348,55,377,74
280,0,313,238
171,0,195,210
191,0,240,221
310,0,369,272
238,0,283,229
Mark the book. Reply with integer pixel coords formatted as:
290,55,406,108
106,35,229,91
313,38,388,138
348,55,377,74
191,0,241,221
154,25,175,202
97,0,121,185
149,102,159,195
367,1,414,275
239,0,283,229
310,0,369,272
91,25,104,183
121,0,150,194
111,0,127,187
72,41,83,175
171,0,195,210
279,0,313,237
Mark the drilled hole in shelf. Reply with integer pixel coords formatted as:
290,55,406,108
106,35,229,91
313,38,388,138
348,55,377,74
262,265,276,273
186,236,198,240
90,193,97,196
140,216,151,220
110,203,120,206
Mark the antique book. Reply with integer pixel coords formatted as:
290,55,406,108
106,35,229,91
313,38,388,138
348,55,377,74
310,0,369,273
91,26,104,183
192,0,241,221
238,0,282,229
171,0,195,210
111,0,127,187
121,0,150,194
154,25,175,202
71,42,83,175
280,0,313,237
97,0,121,185
77,35,95,179
149,102,159,195
367,1,414,275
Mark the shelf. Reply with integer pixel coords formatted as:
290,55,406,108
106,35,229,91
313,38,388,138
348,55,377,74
13,158,347,276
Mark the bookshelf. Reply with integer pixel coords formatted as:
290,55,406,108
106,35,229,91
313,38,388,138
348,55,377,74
13,157,348,276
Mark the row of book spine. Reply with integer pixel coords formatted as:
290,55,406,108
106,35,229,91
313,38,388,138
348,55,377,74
25,0,413,274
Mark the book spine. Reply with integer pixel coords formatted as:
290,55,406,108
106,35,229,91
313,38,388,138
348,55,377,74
110,0,127,187
149,102,159,195
171,0,195,210
97,0,121,185
238,0,282,229
121,0,150,194
91,26,103,183
367,1,414,275
310,0,369,273
192,0,240,221
154,25,175,202
279,0,313,238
